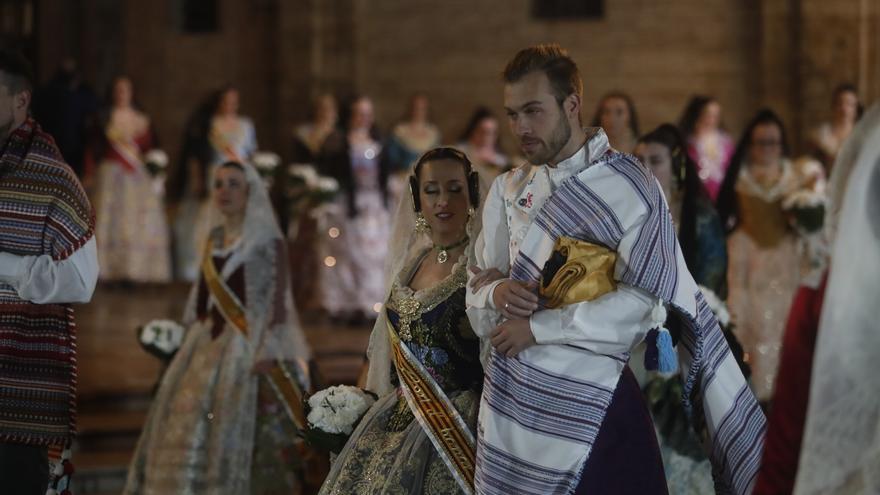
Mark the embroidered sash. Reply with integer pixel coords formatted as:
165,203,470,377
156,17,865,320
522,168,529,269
386,319,476,495
201,243,307,432
106,128,144,174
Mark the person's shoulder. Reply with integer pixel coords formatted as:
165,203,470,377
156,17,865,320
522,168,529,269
30,126,81,182
579,151,656,216
592,150,652,186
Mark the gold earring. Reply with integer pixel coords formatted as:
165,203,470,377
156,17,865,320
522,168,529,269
466,207,476,238
415,212,431,234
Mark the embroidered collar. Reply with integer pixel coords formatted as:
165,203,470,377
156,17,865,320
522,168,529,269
545,127,610,179
736,158,796,202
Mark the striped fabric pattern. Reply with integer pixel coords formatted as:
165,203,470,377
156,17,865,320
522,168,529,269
485,151,765,495
0,119,93,446
476,441,582,495
484,349,614,445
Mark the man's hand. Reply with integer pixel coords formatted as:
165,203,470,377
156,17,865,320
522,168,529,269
492,279,539,319
468,266,506,293
490,318,537,357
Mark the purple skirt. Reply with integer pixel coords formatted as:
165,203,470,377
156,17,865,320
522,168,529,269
574,366,668,495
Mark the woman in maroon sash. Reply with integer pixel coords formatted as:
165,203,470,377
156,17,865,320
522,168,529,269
124,161,311,494
89,76,171,283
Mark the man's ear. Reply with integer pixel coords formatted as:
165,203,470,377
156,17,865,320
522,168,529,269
14,90,31,112
565,93,581,121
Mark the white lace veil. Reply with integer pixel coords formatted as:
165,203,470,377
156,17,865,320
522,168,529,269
794,103,880,495
364,151,487,396
198,161,312,378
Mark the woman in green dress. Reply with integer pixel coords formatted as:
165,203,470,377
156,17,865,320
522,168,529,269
319,147,488,494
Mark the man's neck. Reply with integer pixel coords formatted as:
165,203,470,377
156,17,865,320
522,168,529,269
547,126,589,167
0,116,26,150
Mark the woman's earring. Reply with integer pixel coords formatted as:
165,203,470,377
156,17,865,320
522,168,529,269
415,212,431,234
465,207,476,237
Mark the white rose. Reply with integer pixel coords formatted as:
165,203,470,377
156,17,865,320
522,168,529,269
289,164,320,187
252,151,281,170
317,176,339,192
144,149,169,168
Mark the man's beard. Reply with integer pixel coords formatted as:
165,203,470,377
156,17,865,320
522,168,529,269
523,113,572,165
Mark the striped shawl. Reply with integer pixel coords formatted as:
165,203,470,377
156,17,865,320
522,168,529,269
0,118,94,446
476,152,765,495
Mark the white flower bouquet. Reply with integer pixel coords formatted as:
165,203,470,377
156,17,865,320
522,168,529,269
137,319,185,360
286,164,340,221
252,151,281,176
144,149,169,177
783,157,827,234
305,385,377,453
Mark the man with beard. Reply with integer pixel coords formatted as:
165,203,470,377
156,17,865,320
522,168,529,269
0,49,98,494
466,44,764,495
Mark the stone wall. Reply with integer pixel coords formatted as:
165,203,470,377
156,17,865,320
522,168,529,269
33,0,880,166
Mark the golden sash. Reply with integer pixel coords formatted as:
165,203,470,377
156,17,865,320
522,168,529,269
539,237,618,308
386,319,476,495
201,242,307,432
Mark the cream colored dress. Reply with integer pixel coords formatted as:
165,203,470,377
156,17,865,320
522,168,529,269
727,160,802,400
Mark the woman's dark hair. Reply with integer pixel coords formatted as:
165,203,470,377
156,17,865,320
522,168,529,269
638,124,708,273
339,94,382,141
219,160,245,172
716,108,790,233
168,85,237,201
403,92,429,122
458,106,501,150
409,147,480,211
90,76,157,178
590,92,640,137
832,82,864,120
678,95,721,138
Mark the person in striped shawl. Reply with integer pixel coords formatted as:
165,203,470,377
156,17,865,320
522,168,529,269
466,44,765,494
0,49,98,495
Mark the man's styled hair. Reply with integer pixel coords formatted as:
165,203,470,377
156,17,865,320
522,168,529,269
0,49,34,94
502,44,583,105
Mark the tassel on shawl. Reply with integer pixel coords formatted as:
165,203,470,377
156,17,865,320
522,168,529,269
644,301,677,373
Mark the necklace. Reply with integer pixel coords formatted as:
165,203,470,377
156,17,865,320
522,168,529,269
433,235,468,264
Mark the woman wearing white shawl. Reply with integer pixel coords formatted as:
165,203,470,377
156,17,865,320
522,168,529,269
123,161,311,494
794,103,880,495
320,148,488,495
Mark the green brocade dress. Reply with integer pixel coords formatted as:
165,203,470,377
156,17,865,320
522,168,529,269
319,254,483,494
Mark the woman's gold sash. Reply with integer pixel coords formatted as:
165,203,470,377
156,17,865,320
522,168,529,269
201,242,307,431
386,319,476,494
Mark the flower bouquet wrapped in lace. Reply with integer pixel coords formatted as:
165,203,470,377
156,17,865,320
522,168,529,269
305,385,377,454
783,157,827,234
252,151,282,187
137,319,185,361
285,164,340,232
144,149,168,177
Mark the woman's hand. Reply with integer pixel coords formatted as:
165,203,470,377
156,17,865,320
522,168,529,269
492,279,539,320
468,266,507,293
